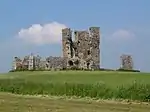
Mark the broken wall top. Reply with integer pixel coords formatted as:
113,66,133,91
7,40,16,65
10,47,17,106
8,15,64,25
62,27,100,41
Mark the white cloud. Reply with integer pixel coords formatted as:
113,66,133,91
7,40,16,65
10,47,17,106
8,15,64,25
17,22,67,45
110,29,135,40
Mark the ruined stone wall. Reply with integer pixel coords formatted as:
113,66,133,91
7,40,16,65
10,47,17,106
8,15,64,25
46,56,67,70
75,31,90,59
28,55,34,70
61,27,100,70
12,26,101,71
13,57,23,70
120,54,133,70
34,55,41,70
62,28,73,59
13,54,42,70
39,60,47,70
89,27,100,69
74,31,92,69
22,56,29,70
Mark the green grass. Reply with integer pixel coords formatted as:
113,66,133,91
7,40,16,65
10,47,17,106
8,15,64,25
0,71,150,102
0,93,150,112
0,71,150,88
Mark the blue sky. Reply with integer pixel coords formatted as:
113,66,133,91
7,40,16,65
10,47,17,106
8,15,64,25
0,0,150,73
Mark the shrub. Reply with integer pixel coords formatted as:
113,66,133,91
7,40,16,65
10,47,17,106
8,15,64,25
99,68,115,71
116,68,140,72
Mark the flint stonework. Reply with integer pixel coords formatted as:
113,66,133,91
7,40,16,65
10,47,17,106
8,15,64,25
12,26,100,71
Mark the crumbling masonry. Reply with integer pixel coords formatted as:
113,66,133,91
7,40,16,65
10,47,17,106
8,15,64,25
120,54,133,70
12,26,135,71
12,27,100,71
62,27,100,70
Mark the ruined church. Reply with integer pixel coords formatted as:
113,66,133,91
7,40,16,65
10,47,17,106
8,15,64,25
12,26,134,71
12,27,100,70
62,27,100,70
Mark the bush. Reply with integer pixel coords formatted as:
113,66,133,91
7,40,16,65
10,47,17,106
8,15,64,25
99,68,115,71
116,68,140,72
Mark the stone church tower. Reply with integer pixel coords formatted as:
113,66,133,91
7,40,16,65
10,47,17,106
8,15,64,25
62,27,100,70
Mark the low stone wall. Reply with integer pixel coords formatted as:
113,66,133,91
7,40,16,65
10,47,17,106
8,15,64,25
46,56,67,70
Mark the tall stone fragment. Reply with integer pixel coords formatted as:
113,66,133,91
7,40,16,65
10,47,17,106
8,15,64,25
120,54,133,70
62,26,100,70
62,28,73,58
12,57,22,70
89,27,100,69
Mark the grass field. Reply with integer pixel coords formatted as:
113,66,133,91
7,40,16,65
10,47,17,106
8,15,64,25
0,71,150,111
0,93,150,112
0,71,150,88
